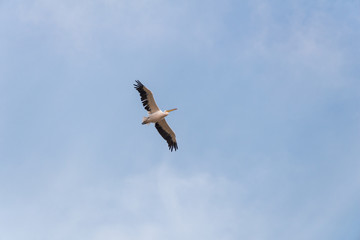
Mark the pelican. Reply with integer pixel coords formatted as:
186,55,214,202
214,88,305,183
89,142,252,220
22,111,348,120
134,80,178,151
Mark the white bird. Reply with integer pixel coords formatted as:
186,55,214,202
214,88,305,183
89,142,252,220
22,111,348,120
134,80,178,151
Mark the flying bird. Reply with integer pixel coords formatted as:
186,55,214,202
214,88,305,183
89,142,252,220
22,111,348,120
134,80,178,151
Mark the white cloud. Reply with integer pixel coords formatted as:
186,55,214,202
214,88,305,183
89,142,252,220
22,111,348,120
89,162,241,240
1,0,229,56
0,152,359,240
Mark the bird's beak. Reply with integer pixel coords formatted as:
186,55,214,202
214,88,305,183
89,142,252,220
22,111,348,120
165,108,178,113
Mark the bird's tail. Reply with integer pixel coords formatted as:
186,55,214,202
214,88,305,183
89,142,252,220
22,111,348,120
142,117,150,125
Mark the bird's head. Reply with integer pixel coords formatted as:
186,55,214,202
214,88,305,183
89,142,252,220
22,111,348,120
165,108,178,115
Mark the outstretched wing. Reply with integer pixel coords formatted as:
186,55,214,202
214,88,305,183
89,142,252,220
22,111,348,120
155,119,178,152
133,80,160,113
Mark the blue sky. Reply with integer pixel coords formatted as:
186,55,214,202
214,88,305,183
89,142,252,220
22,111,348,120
1,0,360,239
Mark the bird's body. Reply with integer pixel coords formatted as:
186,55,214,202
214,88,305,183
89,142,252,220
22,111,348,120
142,110,167,125
134,80,178,151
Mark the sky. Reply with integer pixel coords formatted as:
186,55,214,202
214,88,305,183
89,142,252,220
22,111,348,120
1,0,360,239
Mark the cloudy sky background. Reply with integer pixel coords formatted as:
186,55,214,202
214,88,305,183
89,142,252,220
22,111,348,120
1,0,360,239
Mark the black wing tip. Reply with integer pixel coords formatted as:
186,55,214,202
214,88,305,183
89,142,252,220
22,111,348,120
133,80,143,89
134,80,151,112
169,142,178,152
155,122,178,152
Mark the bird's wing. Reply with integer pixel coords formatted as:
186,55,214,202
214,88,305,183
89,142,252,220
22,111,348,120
133,80,160,113
155,119,178,152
